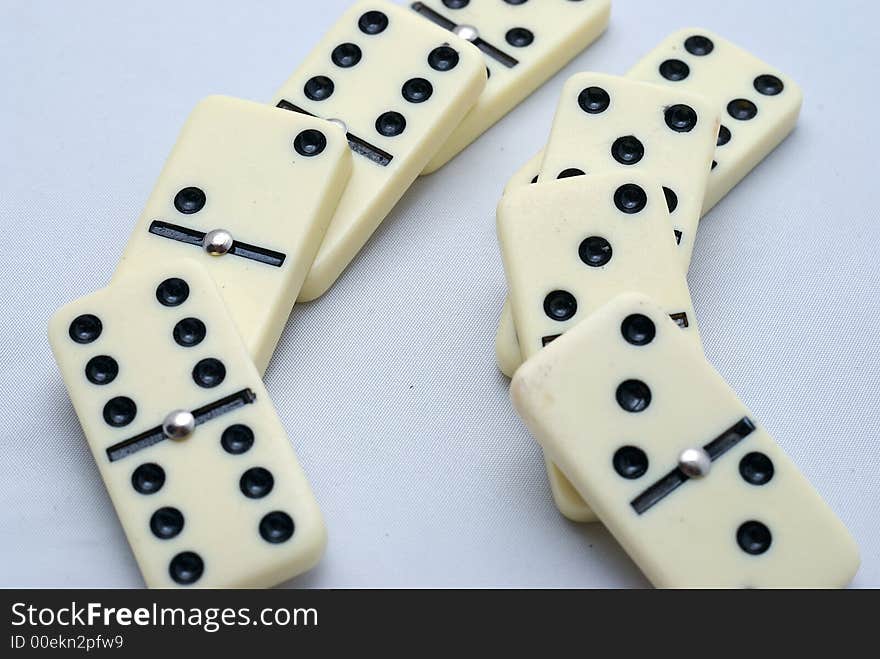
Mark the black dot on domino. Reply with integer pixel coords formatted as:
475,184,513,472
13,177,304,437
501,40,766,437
103,396,136,427
717,125,731,147
728,99,758,121
304,76,334,102
611,135,645,165
240,467,275,499
543,290,577,322
428,46,460,72
150,507,184,539
621,314,656,346
736,521,772,555
663,187,679,213
659,59,690,81
294,130,327,157
578,86,611,114
376,112,406,137
530,175,539,184
173,318,206,348
69,314,102,344
221,425,254,455
331,43,361,68
754,74,784,96
131,463,165,495
192,358,225,388
739,452,775,485
506,27,534,48
402,78,433,104
557,168,585,179
85,355,118,385
616,380,652,413
614,184,648,214
578,236,612,267
685,35,714,56
613,446,649,479
443,0,469,8
665,104,698,132
174,187,206,214
358,10,388,35
156,278,189,307
169,551,204,585
260,511,295,544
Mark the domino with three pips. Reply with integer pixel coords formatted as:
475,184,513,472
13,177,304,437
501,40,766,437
495,29,860,586
49,1,612,587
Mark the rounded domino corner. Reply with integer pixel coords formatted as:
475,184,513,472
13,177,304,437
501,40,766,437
495,315,522,380
546,461,599,524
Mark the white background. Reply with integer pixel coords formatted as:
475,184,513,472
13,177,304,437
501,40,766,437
0,0,877,588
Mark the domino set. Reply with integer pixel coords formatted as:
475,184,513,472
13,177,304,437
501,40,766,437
49,1,612,588
46,1,860,588
498,30,861,586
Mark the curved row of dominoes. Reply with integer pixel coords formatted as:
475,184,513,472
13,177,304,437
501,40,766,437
46,1,858,588
48,0,613,588
497,31,861,586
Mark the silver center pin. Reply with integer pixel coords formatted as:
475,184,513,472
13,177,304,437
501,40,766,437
678,448,712,478
162,410,195,440
203,229,234,256
454,25,480,42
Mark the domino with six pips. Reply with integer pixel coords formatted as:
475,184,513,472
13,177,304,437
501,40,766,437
48,1,859,588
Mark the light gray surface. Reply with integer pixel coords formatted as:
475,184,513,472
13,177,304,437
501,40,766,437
0,0,877,588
